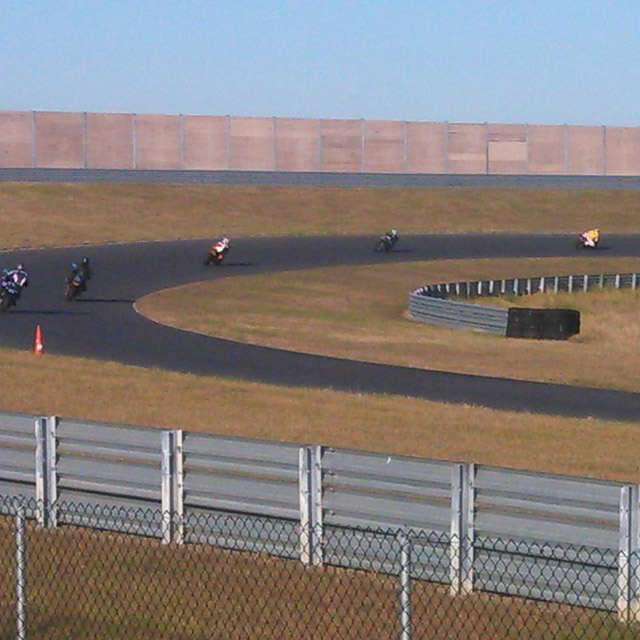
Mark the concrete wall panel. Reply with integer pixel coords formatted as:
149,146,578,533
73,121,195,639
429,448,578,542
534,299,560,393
86,113,133,169
405,122,447,173
488,124,527,174
364,120,404,173
605,127,640,176
0,111,32,168
321,119,362,172
2,110,640,176
528,125,565,174
184,115,228,170
135,114,181,169
448,123,487,174
35,112,84,168
230,117,274,170
275,118,319,171
567,126,604,175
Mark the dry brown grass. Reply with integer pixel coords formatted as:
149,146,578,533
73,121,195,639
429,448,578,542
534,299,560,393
137,256,640,393
0,347,638,482
1,183,640,248
1,517,631,639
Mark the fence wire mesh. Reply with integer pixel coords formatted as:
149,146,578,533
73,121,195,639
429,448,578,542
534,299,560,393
1,495,639,639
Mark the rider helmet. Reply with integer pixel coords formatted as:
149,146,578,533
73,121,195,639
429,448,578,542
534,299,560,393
222,237,229,246
16,263,24,271
391,229,397,237
71,262,78,270
82,257,90,265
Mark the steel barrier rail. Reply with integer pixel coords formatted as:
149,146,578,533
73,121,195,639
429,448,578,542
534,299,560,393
2,410,640,617
409,271,640,333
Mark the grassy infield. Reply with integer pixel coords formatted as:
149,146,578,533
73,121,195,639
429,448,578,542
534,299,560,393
1,183,639,637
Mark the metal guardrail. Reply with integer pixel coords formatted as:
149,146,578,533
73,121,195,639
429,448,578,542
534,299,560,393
409,271,640,333
1,411,640,618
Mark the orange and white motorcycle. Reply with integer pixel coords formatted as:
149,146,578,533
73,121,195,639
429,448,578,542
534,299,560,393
575,229,600,250
204,237,230,266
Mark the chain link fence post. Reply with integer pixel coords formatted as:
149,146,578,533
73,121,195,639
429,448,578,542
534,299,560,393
15,500,27,640
398,530,412,640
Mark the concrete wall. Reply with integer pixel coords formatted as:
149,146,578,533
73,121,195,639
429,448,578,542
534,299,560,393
1,110,639,176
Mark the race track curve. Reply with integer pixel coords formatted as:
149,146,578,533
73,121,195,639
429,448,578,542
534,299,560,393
1,232,639,423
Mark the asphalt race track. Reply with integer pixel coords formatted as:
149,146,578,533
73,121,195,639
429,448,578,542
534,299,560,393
1,232,639,423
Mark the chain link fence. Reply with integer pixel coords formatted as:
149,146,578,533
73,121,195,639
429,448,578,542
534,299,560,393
1,495,639,639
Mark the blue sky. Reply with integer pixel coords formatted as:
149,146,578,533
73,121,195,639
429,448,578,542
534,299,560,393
2,1,638,126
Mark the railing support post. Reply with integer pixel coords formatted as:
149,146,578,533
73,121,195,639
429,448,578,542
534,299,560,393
34,416,57,528
299,445,323,566
161,430,184,544
450,463,475,596
618,485,640,621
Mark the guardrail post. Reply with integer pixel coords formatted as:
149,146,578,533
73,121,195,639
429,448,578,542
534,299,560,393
583,275,589,292
34,418,46,527
161,430,184,545
618,485,640,621
15,501,26,640
450,463,475,596
616,274,621,289
398,530,412,640
299,446,323,566
35,416,57,528
628,485,640,621
632,273,637,290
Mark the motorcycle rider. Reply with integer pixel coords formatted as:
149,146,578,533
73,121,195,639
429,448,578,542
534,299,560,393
582,228,600,248
381,229,399,250
5,263,29,297
67,258,92,291
213,236,230,255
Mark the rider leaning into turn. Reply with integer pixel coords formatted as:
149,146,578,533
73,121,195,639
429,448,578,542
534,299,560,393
4,263,29,295
68,258,91,292
584,228,600,247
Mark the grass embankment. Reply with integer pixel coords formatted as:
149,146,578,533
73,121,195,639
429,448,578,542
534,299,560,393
0,347,637,482
1,183,640,248
137,257,640,393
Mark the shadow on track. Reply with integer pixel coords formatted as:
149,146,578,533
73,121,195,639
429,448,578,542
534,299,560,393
4,309,91,316
72,298,135,304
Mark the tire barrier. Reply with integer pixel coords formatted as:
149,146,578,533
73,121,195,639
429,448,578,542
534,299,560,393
506,308,581,340
409,271,639,339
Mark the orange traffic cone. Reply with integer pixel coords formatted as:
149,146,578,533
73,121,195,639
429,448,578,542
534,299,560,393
34,325,44,355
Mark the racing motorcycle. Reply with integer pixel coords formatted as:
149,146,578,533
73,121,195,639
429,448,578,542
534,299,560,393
0,280,19,312
205,238,230,266
374,231,399,253
575,231,599,250
65,273,86,301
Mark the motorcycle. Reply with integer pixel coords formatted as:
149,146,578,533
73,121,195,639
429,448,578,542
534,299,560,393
575,231,599,250
65,273,86,301
0,281,20,312
204,240,230,266
374,233,398,253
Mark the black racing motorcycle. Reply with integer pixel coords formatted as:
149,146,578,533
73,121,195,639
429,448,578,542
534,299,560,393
374,233,399,253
